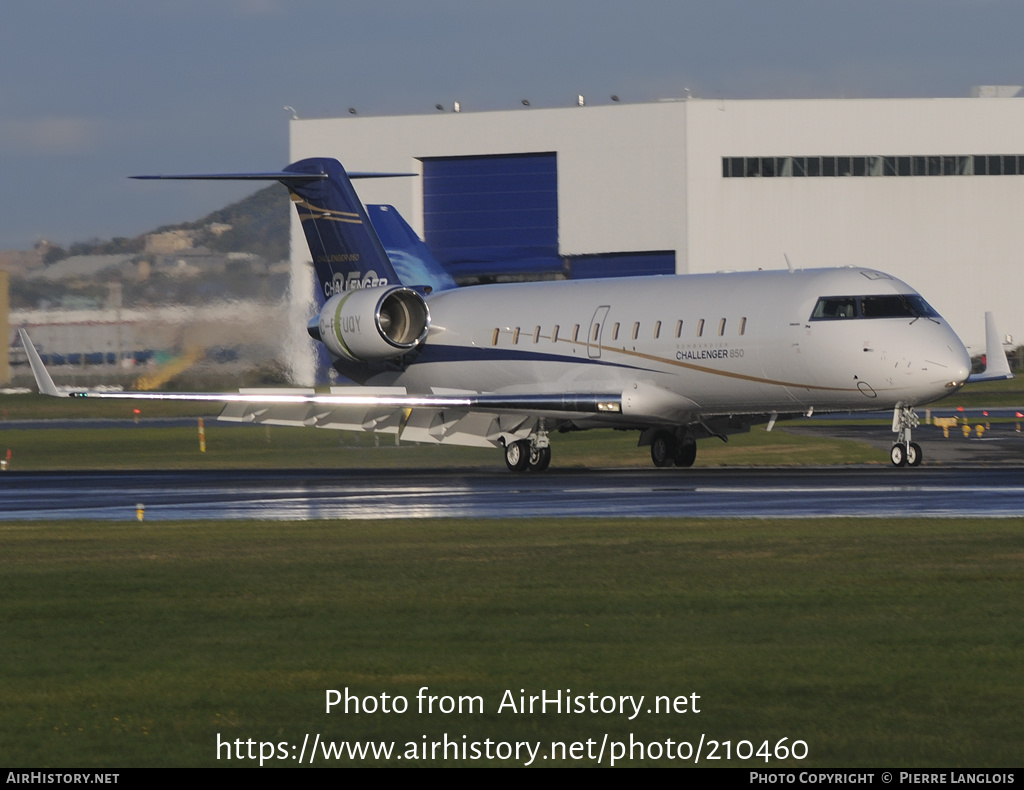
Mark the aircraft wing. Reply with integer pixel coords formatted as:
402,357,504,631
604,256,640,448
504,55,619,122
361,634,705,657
966,312,1014,382
17,329,628,448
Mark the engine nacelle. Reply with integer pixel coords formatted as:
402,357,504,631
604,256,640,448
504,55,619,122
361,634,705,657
313,286,430,362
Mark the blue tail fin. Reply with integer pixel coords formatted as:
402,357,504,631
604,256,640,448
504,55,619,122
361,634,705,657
134,157,412,299
366,204,457,293
281,158,405,299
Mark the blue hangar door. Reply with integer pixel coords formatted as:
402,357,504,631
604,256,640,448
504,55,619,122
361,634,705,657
421,153,562,281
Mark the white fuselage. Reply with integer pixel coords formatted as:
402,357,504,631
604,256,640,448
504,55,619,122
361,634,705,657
363,267,970,426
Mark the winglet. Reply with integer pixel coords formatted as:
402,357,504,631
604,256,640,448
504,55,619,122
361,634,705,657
968,311,1014,382
18,329,64,397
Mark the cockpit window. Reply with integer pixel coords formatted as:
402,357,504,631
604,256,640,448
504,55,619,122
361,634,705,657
859,294,938,318
811,297,857,319
810,294,939,321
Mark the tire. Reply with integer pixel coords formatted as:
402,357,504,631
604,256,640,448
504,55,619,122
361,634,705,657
528,445,552,472
674,441,697,468
907,442,923,467
504,439,531,472
890,443,907,467
650,432,676,468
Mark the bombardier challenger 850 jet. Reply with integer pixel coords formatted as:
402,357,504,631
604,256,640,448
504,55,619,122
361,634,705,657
20,157,1010,470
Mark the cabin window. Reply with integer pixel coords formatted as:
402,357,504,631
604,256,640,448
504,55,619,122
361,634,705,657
491,328,500,346
591,323,600,342
696,319,705,337
572,324,580,342
632,322,640,340
653,320,662,339
739,317,747,335
533,326,540,343
512,327,520,344
612,322,620,341
718,318,727,336
552,325,559,342
675,320,683,338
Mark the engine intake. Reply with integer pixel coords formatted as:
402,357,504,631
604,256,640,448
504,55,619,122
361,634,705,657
313,286,430,362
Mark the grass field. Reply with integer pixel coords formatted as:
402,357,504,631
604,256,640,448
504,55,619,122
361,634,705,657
1,517,1021,767
2,389,1021,768
0,421,887,471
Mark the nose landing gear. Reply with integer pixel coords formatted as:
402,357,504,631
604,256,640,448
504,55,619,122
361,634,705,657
891,405,923,467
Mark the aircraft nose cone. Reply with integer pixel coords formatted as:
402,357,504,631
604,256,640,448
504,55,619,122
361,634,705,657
943,341,972,391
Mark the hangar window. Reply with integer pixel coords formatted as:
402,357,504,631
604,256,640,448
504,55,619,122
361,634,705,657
723,153,1024,178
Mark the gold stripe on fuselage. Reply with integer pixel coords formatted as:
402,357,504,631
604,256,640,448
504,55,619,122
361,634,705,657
548,336,868,394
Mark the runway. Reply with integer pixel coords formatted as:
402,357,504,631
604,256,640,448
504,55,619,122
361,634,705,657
1,466,1021,520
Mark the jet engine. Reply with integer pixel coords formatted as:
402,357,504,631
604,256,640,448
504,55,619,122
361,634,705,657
311,286,430,362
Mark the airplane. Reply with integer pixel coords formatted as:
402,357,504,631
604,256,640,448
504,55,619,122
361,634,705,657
18,157,1013,470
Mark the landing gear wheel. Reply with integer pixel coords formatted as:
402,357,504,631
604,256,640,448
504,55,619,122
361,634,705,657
890,443,907,467
674,441,697,468
504,439,531,472
907,442,923,467
528,445,552,472
650,432,677,468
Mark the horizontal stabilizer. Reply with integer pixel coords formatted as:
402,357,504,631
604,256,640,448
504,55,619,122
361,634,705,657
132,172,412,182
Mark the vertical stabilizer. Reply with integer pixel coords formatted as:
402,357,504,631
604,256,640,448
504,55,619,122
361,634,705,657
282,158,402,299
133,158,411,300
367,204,457,292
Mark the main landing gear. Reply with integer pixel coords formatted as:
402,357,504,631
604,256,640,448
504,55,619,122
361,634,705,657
503,429,551,473
649,430,697,468
891,405,923,468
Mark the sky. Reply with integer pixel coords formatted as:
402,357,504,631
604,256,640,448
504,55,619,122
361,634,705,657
2,0,1023,250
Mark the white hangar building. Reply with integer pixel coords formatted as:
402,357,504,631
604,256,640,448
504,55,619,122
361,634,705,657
289,95,1024,352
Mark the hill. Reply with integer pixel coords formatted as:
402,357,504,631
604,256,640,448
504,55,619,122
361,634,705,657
54,184,290,263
